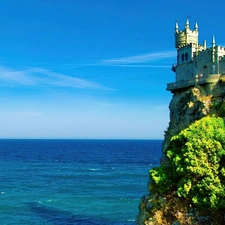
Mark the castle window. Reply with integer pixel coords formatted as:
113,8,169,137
203,65,208,76
182,54,184,61
185,53,188,60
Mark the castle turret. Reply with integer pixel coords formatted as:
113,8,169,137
172,19,200,83
175,18,198,49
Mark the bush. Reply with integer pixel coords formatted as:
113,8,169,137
149,116,225,223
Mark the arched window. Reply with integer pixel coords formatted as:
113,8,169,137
185,53,188,60
203,65,208,76
186,70,189,77
182,54,184,61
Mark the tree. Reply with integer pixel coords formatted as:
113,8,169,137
149,116,225,224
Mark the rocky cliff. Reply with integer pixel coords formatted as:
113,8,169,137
137,76,225,225
163,76,225,151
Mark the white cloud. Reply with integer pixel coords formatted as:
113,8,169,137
98,50,176,66
0,67,36,86
0,66,110,90
32,50,176,68
0,50,176,89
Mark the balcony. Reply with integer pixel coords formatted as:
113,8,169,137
171,63,177,72
167,74,221,91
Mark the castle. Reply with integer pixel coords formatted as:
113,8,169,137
167,19,225,92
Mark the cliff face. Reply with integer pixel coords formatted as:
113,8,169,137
137,77,225,225
163,78,225,151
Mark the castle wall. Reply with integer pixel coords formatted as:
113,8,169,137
177,44,195,64
176,62,194,81
219,58,225,74
195,49,213,76
216,46,225,56
216,46,225,74
176,45,225,81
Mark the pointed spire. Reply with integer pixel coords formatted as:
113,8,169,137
212,35,215,47
203,40,207,49
175,20,179,33
195,21,198,31
212,35,215,43
185,18,189,29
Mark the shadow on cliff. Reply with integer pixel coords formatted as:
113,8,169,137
27,202,135,225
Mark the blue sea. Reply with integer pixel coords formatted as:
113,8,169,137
0,139,162,225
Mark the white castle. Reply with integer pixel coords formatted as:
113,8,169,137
167,19,225,92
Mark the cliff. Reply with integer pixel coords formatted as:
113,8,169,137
163,76,225,151
137,75,225,225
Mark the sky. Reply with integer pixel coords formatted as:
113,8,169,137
0,0,225,139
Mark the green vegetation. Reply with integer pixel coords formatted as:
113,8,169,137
217,102,225,117
148,116,225,224
211,99,225,117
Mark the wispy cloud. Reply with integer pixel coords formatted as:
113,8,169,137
0,50,176,89
25,50,176,69
0,66,110,90
59,51,176,68
99,50,176,66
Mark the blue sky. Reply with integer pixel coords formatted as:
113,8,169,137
0,0,225,139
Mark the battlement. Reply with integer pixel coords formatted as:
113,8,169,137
217,46,225,52
196,48,212,54
195,45,225,57
176,42,198,49
175,19,198,49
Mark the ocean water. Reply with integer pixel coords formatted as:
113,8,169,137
0,139,162,225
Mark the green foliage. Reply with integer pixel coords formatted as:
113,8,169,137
150,116,225,211
217,102,225,117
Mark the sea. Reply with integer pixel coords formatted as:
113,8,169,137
0,139,162,225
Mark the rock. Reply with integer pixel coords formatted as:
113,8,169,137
163,82,225,151
137,80,225,225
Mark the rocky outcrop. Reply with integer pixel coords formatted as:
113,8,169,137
163,78,225,151
137,77,225,225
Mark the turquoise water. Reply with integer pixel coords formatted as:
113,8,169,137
0,139,162,224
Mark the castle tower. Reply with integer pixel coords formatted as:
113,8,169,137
175,18,198,49
172,19,199,82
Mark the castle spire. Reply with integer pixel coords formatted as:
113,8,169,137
185,18,189,29
175,21,179,33
212,35,215,47
194,21,198,31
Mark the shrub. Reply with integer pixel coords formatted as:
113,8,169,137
149,116,225,223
